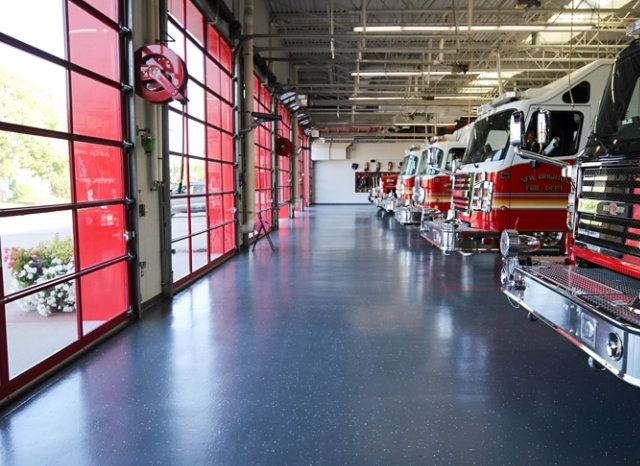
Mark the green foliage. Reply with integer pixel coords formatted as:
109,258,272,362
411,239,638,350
10,184,35,202
0,66,68,202
48,169,71,199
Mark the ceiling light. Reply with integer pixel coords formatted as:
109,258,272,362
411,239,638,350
468,79,501,86
459,87,495,93
348,96,408,100
353,24,594,33
433,95,484,100
351,70,470,77
477,71,520,79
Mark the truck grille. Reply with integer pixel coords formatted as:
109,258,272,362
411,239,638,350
532,265,640,327
452,173,474,214
576,165,640,258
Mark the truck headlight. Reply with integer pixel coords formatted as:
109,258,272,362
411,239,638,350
472,180,494,212
500,229,541,257
414,187,425,205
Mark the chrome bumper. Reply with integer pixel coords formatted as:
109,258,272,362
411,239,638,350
502,261,640,388
421,219,499,254
394,207,421,225
374,198,383,208
382,197,398,212
419,208,442,232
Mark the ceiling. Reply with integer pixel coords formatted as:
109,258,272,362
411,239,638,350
256,0,639,142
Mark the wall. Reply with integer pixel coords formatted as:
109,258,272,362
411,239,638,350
313,142,413,204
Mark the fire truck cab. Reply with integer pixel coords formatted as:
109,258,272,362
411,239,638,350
395,129,469,225
416,126,471,229
382,145,424,213
372,173,399,208
422,59,612,255
501,23,640,387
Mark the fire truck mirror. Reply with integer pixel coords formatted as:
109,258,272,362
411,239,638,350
509,112,525,147
427,148,436,167
450,158,461,173
536,110,551,148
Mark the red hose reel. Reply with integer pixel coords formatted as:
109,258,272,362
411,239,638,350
135,44,188,104
275,137,293,156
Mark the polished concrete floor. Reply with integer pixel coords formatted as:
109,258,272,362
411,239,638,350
2,204,640,465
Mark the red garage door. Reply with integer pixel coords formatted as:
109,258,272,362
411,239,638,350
168,0,236,288
0,0,131,399
254,78,274,234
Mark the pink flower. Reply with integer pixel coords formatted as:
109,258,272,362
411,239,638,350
10,253,18,259
8,262,14,268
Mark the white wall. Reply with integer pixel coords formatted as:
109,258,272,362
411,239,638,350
313,142,412,204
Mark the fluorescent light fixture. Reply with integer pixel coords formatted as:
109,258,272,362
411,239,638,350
353,71,452,77
348,96,408,100
351,70,469,77
433,95,484,100
354,24,594,33
468,79,501,86
459,87,496,94
477,71,520,79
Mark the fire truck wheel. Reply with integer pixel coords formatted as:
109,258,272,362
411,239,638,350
588,356,606,371
527,312,539,322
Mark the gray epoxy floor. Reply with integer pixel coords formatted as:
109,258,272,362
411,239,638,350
2,204,640,465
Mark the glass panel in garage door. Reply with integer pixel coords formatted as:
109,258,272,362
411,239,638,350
254,80,273,233
277,103,292,220
0,0,130,397
169,1,236,289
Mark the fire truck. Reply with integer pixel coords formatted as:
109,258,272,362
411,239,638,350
395,130,469,225
501,22,640,386
371,173,399,208
382,145,424,213
422,59,612,254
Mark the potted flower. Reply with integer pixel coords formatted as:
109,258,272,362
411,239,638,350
3,234,75,316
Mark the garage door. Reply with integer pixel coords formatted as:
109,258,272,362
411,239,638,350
0,0,131,398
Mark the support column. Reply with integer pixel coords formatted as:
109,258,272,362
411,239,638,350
290,66,299,217
239,0,255,242
291,113,299,217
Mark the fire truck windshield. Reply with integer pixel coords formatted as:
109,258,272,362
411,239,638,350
401,153,419,175
593,43,640,143
463,109,514,165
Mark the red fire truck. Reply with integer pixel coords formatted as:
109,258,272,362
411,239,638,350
382,145,423,213
501,22,640,386
394,130,469,225
422,60,612,254
371,174,399,208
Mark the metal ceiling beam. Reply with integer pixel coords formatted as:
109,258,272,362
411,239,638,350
270,8,629,20
256,44,625,54
268,54,618,65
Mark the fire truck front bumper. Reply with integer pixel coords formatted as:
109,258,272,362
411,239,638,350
419,208,443,232
420,219,500,254
394,206,421,225
501,259,640,388
374,197,384,208
382,197,398,212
